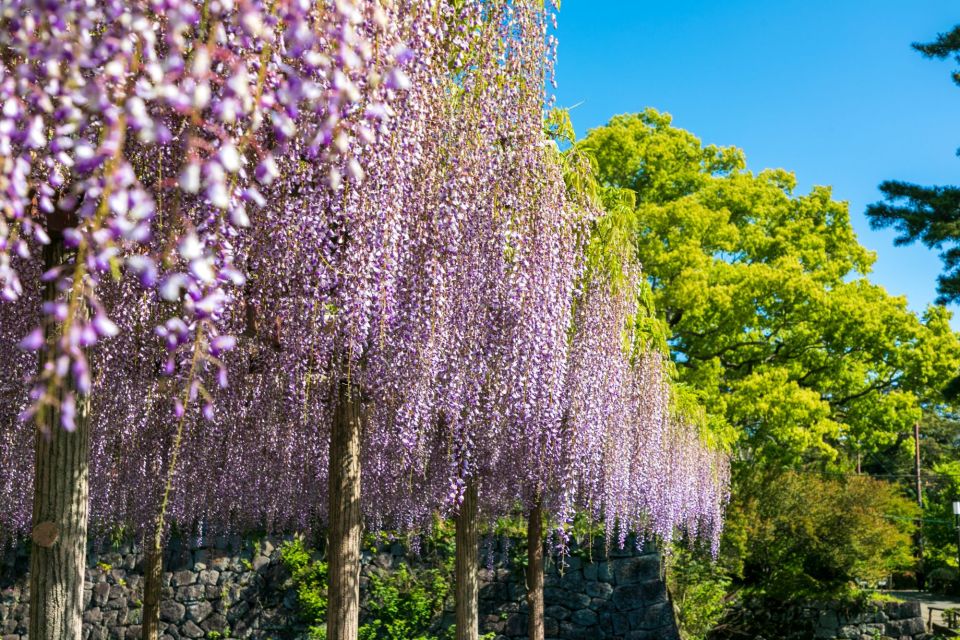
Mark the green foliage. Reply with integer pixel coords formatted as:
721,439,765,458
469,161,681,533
282,531,464,640
358,564,450,640
912,25,960,85
578,108,960,468
735,470,918,598
666,546,732,640
574,105,960,619
866,24,960,303
867,181,960,304
280,537,329,640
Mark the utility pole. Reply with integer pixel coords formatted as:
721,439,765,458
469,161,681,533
915,422,923,509
915,422,925,590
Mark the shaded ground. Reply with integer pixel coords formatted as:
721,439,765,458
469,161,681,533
887,590,960,631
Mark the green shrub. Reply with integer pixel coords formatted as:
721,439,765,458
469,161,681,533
282,534,461,640
666,546,732,640
280,537,329,639
358,564,450,640
737,470,918,597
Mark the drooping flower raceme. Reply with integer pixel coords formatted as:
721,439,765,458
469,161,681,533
0,0,414,428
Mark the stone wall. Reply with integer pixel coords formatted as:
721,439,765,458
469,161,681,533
475,542,677,639
1,536,679,640
708,595,930,640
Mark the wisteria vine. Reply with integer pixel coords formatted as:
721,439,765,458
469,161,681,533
0,0,728,566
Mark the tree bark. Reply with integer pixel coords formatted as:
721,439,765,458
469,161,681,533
455,482,479,640
327,377,363,640
526,499,545,640
29,236,92,640
142,544,163,640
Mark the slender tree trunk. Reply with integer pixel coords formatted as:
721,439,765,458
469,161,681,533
29,235,92,640
526,499,544,640
142,544,163,640
455,482,479,640
327,377,363,640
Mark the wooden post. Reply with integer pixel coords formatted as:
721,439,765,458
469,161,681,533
327,377,363,640
29,234,92,640
455,482,479,640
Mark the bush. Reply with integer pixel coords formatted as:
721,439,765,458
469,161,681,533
666,545,732,640
282,533,459,640
359,564,450,640
736,470,918,597
280,537,329,639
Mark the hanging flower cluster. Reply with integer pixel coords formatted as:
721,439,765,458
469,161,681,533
0,0,415,429
0,0,728,557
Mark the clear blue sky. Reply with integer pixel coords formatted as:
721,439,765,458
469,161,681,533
554,1,960,322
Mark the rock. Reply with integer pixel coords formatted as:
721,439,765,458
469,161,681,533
93,582,111,606
159,600,185,624
123,607,142,625
479,581,508,602
187,601,213,623
251,555,270,572
597,561,614,583
198,569,220,586
503,613,527,636
172,570,196,587
610,555,659,586
177,585,205,601
612,584,646,612
83,607,103,624
545,605,571,621
544,615,560,636
583,563,598,581
226,599,250,623
180,619,204,639
586,581,613,598
627,601,671,631
572,609,598,626
201,613,228,633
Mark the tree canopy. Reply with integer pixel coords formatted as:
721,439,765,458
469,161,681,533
578,109,960,468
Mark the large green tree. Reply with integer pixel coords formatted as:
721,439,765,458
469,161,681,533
578,109,960,470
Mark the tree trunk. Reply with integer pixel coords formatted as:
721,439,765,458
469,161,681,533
142,543,163,640
327,377,363,640
29,236,92,640
526,499,544,640
455,482,479,640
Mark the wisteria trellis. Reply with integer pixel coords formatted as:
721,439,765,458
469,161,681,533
0,0,726,633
